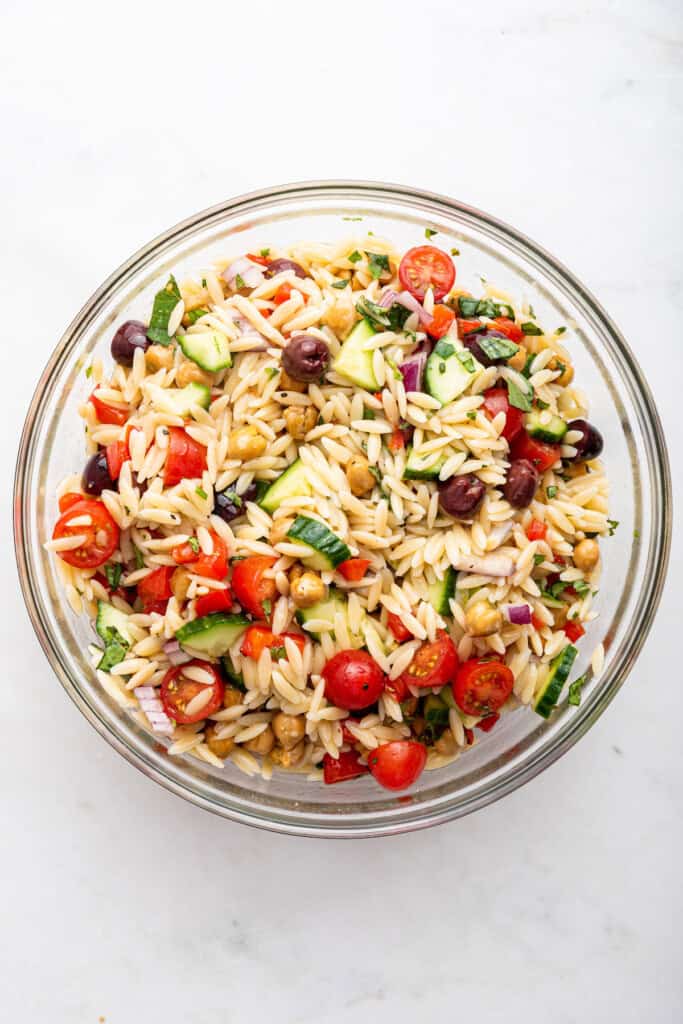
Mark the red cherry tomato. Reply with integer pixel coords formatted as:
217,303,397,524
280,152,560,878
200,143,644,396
52,498,120,569
477,713,500,733
398,245,455,301
367,740,427,791
387,612,413,644
240,624,306,660
453,658,514,717
90,390,129,426
160,660,224,725
194,589,233,617
426,304,455,340
172,540,200,565
247,253,270,266
322,650,385,711
396,631,458,692
563,621,585,642
526,519,547,541
105,439,129,481
337,558,371,582
231,556,277,618
481,388,524,442
163,427,207,488
273,282,306,306
323,749,369,785
510,430,562,473
341,720,361,745
58,492,84,514
137,566,174,613
490,317,524,343
193,531,228,581
457,318,482,338
384,677,409,703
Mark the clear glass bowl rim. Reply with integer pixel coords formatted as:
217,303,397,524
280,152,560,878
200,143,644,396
14,180,672,838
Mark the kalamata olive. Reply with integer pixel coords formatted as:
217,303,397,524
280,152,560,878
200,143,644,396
503,459,539,508
214,482,259,523
111,320,150,366
82,451,116,496
463,329,509,368
282,335,330,382
438,473,486,519
264,258,307,280
567,419,604,462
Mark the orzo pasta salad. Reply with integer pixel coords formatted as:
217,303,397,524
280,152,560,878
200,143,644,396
47,237,609,792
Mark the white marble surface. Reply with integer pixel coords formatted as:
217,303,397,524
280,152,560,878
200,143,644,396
2,1,681,1020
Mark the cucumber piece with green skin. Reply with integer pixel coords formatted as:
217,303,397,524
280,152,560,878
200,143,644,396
525,410,568,444
296,589,365,646
534,644,578,718
96,601,135,646
259,459,311,514
221,656,246,692
428,567,457,615
333,318,378,390
425,337,482,406
165,382,211,416
179,329,232,372
286,516,351,570
176,613,250,659
403,447,446,480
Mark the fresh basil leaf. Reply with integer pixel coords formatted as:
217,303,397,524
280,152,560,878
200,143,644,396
259,248,270,258
265,366,279,378
186,308,209,325
332,279,349,289
188,537,200,554
365,252,390,279
573,580,591,595
348,250,362,264
235,274,246,290
261,599,272,617
555,326,566,335
522,353,536,378
425,228,438,239
521,322,543,336
105,563,122,589
85,364,93,379
450,247,460,256
535,398,549,410
568,673,588,706
196,486,208,500
533,553,546,565
270,645,287,660
97,625,130,673
134,546,145,570
458,297,479,318
355,295,391,329
386,303,411,332
478,336,519,361
546,485,558,499
434,340,455,358
607,519,619,536
467,411,477,420
147,275,182,346
506,378,533,412
362,407,376,420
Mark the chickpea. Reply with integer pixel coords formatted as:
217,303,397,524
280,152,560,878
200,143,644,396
434,730,457,757
284,404,318,440
176,359,214,388
272,712,306,750
279,368,307,393
548,355,574,387
552,605,568,629
269,518,294,546
244,724,275,756
205,723,235,760
145,344,174,371
170,567,192,604
223,686,243,709
228,425,267,461
346,454,376,497
323,295,357,337
271,740,306,768
465,600,503,637
290,571,326,609
573,538,600,573
288,564,305,585
507,347,528,372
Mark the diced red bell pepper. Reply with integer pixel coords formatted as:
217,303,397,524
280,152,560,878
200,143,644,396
322,749,369,784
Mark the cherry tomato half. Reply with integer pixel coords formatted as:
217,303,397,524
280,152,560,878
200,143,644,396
396,631,458,692
453,658,514,717
193,531,228,581
247,253,270,266
163,427,207,488
231,556,277,618
510,430,562,473
322,650,385,711
172,540,200,565
137,565,174,614
105,439,129,481
240,624,306,661
526,519,547,541
58,492,85,514
426,304,455,340
482,388,524,442
367,740,427,791
52,498,120,569
477,713,500,733
195,589,233,617
457,318,482,338
387,612,413,644
337,558,370,582
490,317,523,343
90,390,129,426
323,749,369,785
160,660,224,725
398,245,455,301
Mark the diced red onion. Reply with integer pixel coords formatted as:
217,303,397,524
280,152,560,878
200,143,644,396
452,553,514,577
163,639,193,665
378,288,399,309
396,290,434,327
400,352,428,393
506,604,532,625
134,686,174,735
222,257,264,290
133,686,156,699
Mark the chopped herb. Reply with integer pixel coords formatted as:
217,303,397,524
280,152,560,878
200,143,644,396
607,519,619,536
188,537,200,554
528,304,536,317
546,485,558,499
385,356,402,380
458,296,515,320
555,326,567,335
533,553,546,565
555,361,567,377
450,247,460,256
573,580,591,596
521,322,543,336
467,411,477,420
438,361,446,374
522,353,536,378
568,673,588,706
478,336,520,361
332,279,349,289
270,645,287,660
186,308,208,325
362,407,376,420
201,277,208,289
85,364,93,379
425,228,438,239
235,274,246,290
104,563,123,589
265,366,279,378
434,339,455,359
146,275,182,346
365,252,390,280
259,248,271,258
386,303,411,332
196,486,208,500
97,626,129,673
457,350,476,373
535,398,549,410
261,599,272,617
633,528,640,539
342,216,363,222
134,546,144,570
505,377,533,412
348,250,362,264
355,295,392,329
368,465,384,489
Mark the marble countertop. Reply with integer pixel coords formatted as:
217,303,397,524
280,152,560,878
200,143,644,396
2,1,681,1020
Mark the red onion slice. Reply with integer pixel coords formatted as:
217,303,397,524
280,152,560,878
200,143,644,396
163,639,193,665
396,290,434,327
400,352,428,393
222,257,265,290
452,553,514,577
378,289,399,309
134,686,174,734
506,604,532,625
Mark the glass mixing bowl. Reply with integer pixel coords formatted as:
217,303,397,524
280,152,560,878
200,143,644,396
14,181,671,838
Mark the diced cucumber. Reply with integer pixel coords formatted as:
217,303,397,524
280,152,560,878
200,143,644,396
259,459,312,514
221,657,246,692
428,567,457,615
296,589,365,647
534,644,578,719
96,601,135,646
286,516,351,570
403,447,446,480
333,318,378,390
424,337,482,406
525,410,568,444
178,329,232,372
176,613,250,659
164,382,211,416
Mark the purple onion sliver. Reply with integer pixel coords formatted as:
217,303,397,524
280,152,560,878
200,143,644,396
400,352,427,393
396,291,434,326
378,289,399,309
507,604,532,625
134,686,157,699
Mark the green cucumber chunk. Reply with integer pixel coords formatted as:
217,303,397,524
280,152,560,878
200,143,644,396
259,459,312,514
534,644,578,718
165,382,211,416
176,613,250,658
525,410,568,444
286,516,351,570
403,447,446,480
428,567,457,615
95,601,134,672
179,329,232,372
333,318,378,390
296,589,365,647
425,337,482,406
